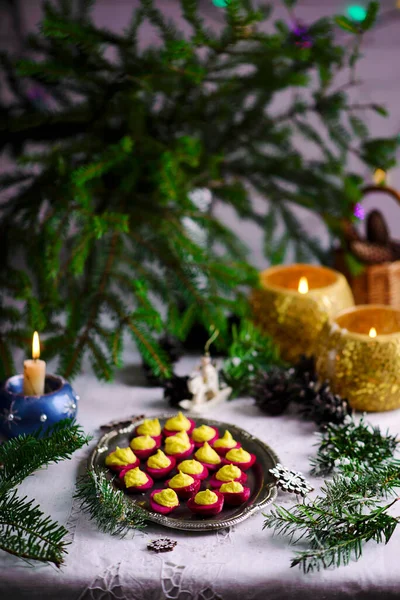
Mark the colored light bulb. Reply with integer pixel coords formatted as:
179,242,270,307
347,5,367,21
212,0,229,6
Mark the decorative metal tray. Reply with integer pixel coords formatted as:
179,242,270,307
89,413,279,532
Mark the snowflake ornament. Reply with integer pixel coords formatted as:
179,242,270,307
269,463,313,497
63,399,78,418
147,538,177,553
1,401,21,430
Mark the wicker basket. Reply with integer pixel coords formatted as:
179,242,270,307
333,185,400,307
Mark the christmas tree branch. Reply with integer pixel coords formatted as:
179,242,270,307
75,469,147,536
264,415,400,573
0,420,90,566
0,420,91,496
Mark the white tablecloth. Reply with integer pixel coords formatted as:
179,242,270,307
1,356,400,600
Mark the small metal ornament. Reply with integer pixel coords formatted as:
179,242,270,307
147,538,177,553
269,463,313,497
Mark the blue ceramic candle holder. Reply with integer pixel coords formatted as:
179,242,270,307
0,374,79,438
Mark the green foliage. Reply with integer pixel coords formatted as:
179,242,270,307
0,421,90,565
75,469,147,536
222,320,283,397
0,0,394,380
264,416,400,573
310,417,398,477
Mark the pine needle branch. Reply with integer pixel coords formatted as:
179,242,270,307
74,469,147,536
0,420,91,496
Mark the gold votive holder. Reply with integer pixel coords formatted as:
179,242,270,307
251,264,354,363
316,305,400,412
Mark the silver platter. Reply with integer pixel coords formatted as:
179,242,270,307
89,413,279,532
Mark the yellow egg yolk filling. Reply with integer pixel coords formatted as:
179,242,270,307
153,489,179,508
105,446,136,467
226,448,251,463
194,489,218,505
178,459,203,475
220,481,244,493
165,411,191,432
124,467,148,487
195,442,221,465
136,418,161,437
215,464,242,482
213,430,237,449
147,450,171,469
168,472,194,488
192,424,216,443
165,431,191,454
130,435,156,451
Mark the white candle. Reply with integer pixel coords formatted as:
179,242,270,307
23,331,46,396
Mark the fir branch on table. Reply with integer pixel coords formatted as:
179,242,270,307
0,420,90,566
0,419,92,496
75,469,147,536
0,0,396,382
0,489,69,567
264,465,400,573
264,414,400,573
310,417,398,477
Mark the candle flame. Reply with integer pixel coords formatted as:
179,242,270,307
32,331,41,359
369,327,377,338
298,276,309,294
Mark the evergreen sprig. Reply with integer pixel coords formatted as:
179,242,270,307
0,419,91,495
222,319,283,397
0,0,396,382
0,421,90,566
264,417,400,573
310,417,399,477
75,469,147,536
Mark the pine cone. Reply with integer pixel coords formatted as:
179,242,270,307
163,375,192,407
292,355,317,383
253,369,292,416
349,240,393,264
299,382,352,426
367,209,389,246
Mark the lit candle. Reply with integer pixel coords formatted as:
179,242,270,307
298,276,309,294
317,305,400,412
23,332,46,396
251,264,354,362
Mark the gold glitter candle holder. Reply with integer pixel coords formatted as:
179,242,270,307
316,305,400,412
251,264,354,363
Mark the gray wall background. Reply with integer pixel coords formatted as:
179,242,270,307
1,0,400,269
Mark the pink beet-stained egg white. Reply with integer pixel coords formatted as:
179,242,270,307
194,442,222,471
145,450,176,479
122,467,153,493
129,434,160,460
163,412,195,437
219,481,251,506
223,447,256,471
164,431,195,460
209,464,247,488
177,459,209,481
191,424,219,448
212,430,241,456
166,472,201,499
187,489,224,516
135,418,162,445
104,446,139,473
150,489,180,515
